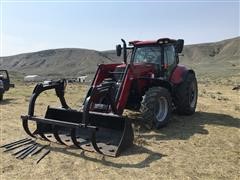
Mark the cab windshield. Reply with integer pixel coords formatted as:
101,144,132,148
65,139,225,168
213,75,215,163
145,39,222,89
133,46,161,64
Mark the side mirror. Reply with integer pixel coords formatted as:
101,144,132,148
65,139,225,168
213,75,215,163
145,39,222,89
175,39,184,53
116,44,122,56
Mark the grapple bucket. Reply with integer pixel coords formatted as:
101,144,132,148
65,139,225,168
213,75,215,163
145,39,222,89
22,107,133,157
20,80,134,157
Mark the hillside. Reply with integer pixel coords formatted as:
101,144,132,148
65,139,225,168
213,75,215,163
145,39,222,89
0,48,119,79
0,37,239,81
180,37,240,80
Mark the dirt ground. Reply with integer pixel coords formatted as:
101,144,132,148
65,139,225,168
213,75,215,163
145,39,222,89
0,81,239,180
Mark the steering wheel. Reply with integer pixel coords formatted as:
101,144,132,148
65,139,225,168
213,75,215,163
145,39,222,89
145,55,156,63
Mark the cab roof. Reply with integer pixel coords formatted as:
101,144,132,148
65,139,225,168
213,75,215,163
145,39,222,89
129,38,177,46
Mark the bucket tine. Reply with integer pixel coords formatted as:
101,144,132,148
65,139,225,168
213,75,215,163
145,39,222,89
38,132,50,142
56,129,73,146
21,107,134,157
22,119,35,138
53,126,66,145
30,145,48,156
1,138,31,149
15,143,37,159
90,129,103,154
18,144,38,159
76,112,134,157
43,133,57,143
36,149,51,164
22,116,49,141
114,118,134,156
4,141,34,152
12,144,35,156
70,128,84,150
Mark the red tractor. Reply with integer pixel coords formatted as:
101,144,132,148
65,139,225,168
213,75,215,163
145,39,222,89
21,38,198,157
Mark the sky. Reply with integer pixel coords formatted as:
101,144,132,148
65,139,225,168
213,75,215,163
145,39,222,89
0,0,239,56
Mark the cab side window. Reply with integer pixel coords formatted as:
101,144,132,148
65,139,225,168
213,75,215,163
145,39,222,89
164,45,176,66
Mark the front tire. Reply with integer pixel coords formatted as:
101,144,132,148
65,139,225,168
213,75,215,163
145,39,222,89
140,87,172,129
175,73,198,115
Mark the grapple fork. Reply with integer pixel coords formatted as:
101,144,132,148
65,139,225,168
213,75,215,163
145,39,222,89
21,80,134,157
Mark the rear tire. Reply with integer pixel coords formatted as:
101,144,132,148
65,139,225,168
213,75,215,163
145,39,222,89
140,87,172,129
175,73,198,115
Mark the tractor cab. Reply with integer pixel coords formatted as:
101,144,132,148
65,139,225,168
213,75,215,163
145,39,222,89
116,38,184,79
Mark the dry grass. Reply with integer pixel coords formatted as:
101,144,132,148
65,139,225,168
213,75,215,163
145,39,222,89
0,82,239,180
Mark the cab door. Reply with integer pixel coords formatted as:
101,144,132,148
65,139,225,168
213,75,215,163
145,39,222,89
163,45,177,79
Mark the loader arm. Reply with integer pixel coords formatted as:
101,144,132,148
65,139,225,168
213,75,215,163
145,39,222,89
115,64,133,114
83,64,133,115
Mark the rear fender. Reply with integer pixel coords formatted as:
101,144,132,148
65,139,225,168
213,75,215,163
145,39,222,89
170,65,195,85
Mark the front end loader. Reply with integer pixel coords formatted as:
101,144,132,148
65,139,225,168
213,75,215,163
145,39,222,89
21,79,133,157
21,38,198,156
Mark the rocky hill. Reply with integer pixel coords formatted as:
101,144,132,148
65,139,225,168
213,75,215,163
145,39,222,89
180,37,240,79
